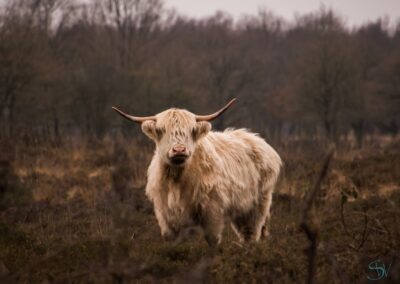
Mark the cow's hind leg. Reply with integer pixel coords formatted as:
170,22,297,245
232,211,256,242
233,188,273,242
230,222,244,242
260,189,273,239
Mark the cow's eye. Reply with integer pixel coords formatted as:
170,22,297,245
192,122,211,140
191,127,197,139
155,127,165,138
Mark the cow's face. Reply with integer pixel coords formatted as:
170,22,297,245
142,109,211,167
112,99,236,167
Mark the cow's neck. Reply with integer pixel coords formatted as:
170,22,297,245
163,163,185,182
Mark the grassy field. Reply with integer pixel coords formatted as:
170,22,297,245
0,136,399,283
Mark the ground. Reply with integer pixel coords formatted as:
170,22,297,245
0,136,399,283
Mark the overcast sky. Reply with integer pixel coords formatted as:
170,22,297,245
165,0,400,27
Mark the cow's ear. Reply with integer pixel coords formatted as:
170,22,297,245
193,121,211,140
142,120,163,141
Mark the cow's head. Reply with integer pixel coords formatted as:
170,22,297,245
112,99,236,167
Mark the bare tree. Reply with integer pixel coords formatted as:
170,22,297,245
196,13,249,129
101,0,162,68
296,10,359,143
0,1,37,136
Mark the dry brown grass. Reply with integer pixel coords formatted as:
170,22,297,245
0,136,399,283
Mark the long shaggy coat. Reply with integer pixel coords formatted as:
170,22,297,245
145,115,282,245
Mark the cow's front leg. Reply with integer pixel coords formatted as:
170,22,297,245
153,205,178,241
200,202,224,248
162,226,178,241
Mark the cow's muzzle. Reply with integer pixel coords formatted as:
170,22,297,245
169,145,189,165
169,154,189,165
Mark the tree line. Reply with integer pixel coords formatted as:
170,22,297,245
0,0,399,147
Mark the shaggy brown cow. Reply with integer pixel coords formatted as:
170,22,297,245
112,99,282,246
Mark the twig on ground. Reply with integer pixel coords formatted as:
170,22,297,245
357,210,369,250
232,241,244,248
341,208,370,250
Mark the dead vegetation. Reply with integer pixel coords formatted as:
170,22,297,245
0,136,399,283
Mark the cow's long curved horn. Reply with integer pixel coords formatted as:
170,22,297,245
195,98,236,122
112,107,156,123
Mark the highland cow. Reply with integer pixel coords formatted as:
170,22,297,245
112,99,282,246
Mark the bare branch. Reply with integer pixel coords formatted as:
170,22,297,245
300,146,335,284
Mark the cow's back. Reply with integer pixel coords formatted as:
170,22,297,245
196,129,282,211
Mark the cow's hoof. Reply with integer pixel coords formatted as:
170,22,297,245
162,230,178,241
